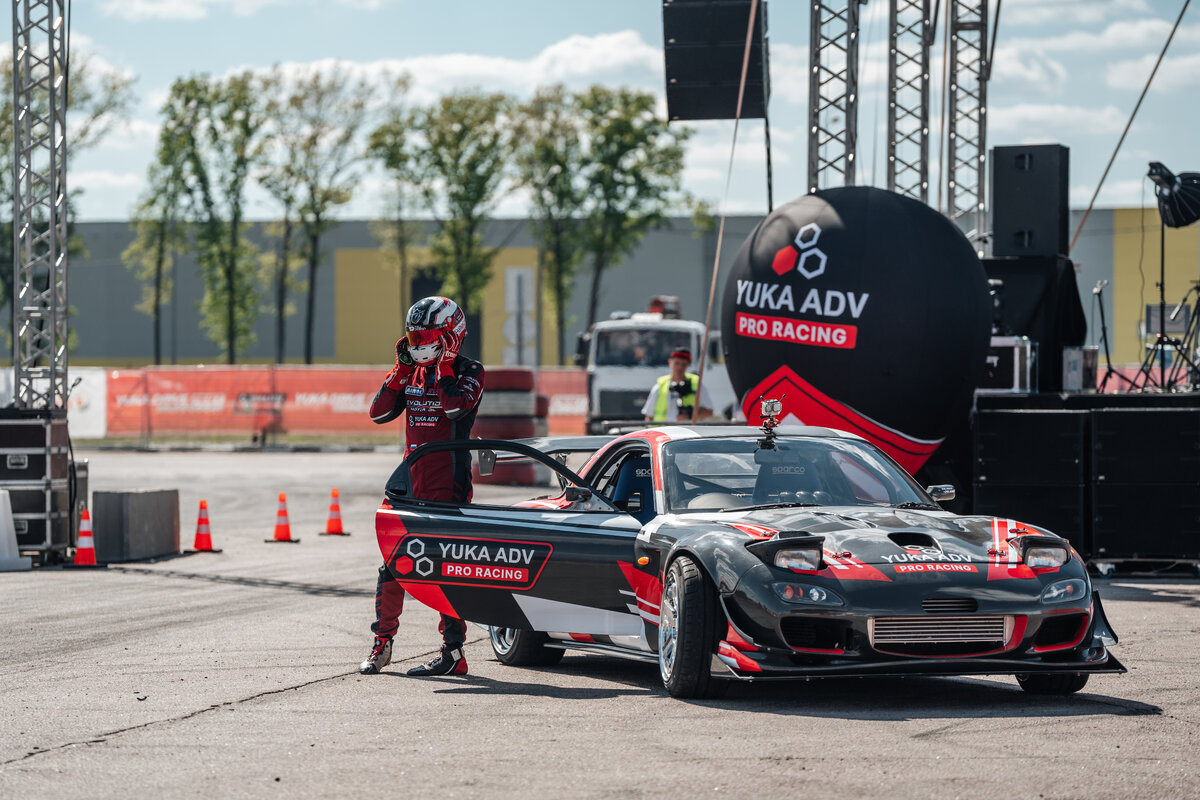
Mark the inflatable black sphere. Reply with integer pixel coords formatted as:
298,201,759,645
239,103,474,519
721,187,990,472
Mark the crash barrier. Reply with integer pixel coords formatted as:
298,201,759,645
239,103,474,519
474,367,551,485
59,365,589,441
972,399,1200,562
92,490,181,563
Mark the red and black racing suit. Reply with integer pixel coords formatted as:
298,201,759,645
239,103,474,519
368,354,485,647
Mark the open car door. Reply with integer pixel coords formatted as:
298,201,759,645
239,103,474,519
376,439,647,644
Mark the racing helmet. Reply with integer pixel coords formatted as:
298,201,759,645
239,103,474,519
405,296,466,365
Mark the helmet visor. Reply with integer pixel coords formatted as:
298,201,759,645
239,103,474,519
406,328,441,348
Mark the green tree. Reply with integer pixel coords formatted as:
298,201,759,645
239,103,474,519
122,134,189,365
412,90,515,318
368,106,427,319
0,51,135,341
515,86,587,365
278,65,406,364
576,86,692,327
171,73,266,363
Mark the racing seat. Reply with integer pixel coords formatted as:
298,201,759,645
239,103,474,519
610,456,656,525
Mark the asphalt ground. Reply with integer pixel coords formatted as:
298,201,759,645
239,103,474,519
1,450,1198,799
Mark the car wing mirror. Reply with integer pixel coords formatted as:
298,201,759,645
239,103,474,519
626,491,643,514
926,485,955,502
564,486,592,502
478,449,496,477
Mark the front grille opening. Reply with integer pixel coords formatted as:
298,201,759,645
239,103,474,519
871,614,1008,657
780,616,844,651
922,597,979,614
1034,613,1087,648
889,532,939,549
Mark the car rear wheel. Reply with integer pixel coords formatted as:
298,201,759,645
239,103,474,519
1016,672,1089,695
659,556,727,699
489,626,564,666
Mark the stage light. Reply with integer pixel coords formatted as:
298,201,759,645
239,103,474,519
1148,161,1200,229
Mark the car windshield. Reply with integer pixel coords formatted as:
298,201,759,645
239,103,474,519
594,328,693,367
661,436,931,512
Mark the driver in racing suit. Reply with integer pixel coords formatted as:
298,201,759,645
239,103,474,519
359,296,485,677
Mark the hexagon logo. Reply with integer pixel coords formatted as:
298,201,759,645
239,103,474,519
395,555,414,575
415,557,434,577
797,248,827,279
406,538,425,558
795,222,821,250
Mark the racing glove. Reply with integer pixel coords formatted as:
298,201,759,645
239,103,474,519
385,339,417,389
435,331,462,382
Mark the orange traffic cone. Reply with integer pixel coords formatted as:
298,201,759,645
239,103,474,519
265,492,300,543
318,488,350,536
190,500,222,553
73,509,98,566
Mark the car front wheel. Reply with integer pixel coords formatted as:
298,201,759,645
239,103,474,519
489,626,564,666
659,555,727,699
1016,672,1089,695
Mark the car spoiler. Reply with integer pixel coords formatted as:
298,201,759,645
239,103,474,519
496,436,616,462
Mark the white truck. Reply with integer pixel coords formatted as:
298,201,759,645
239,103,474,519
576,312,738,434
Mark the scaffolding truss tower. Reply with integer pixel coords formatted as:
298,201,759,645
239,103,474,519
886,0,932,202
11,0,70,410
807,0,866,192
946,0,988,242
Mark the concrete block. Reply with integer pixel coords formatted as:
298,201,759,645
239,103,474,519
92,490,180,562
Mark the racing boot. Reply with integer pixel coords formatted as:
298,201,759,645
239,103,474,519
359,636,393,675
407,644,468,677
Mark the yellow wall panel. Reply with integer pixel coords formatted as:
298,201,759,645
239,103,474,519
1111,208,1200,364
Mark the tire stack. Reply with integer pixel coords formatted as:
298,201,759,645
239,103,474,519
473,367,550,486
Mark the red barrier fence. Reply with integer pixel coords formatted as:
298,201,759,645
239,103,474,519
104,365,590,438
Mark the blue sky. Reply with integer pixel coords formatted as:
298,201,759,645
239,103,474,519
53,0,1200,221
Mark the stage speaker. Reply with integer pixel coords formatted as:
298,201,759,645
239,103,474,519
1091,408,1200,559
982,255,1087,393
662,0,769,121
990,144,1069,258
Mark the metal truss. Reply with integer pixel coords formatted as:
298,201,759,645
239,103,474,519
11,0,70,409
946,0,988,243
807,0,866,192
886,0,932,203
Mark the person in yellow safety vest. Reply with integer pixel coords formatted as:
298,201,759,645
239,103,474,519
641,348,714,423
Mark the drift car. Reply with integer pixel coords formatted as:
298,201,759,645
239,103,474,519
375,420,1123,699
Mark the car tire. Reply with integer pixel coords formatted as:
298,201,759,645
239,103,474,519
1016,672,1089,695
489,626,564,667
659,555,727,699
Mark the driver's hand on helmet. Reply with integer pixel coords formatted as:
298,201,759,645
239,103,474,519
385,338,416,388
435,330,462,379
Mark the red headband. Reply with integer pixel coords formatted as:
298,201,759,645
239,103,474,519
670,349,692,362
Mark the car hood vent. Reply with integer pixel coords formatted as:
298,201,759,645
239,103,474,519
922,597,978,613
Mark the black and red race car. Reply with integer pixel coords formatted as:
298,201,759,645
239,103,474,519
375,422,1123,699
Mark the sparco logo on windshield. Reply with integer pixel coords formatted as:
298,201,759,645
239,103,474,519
390,534,553,590
734,221,871,351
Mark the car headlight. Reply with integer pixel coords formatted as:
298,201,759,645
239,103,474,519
1040,578,1087,604
774,547,823,572
772,582,844,606
1024,545,1069,568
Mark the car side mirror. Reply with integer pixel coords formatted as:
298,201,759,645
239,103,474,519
626,491,643,514
926,485,955,502
479,449,496,477
564,486,592,502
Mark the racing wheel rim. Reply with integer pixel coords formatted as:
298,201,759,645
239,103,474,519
659,570,680,682
489,626,518,656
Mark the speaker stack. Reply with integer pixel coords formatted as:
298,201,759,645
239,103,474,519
973,410,1089,554
1091,408,1200,560
662,0,769,122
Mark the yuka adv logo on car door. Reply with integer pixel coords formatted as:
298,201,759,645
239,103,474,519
390,533,553,590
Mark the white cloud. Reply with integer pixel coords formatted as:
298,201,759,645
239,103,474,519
102,0,285,22
73,170,142,191
103,119,160,152
1005,20,1200,54
990,46,1070,93
1106,51,1200,93
1070,178,1146,207
989,103,1127,136
1003,0,1150,28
